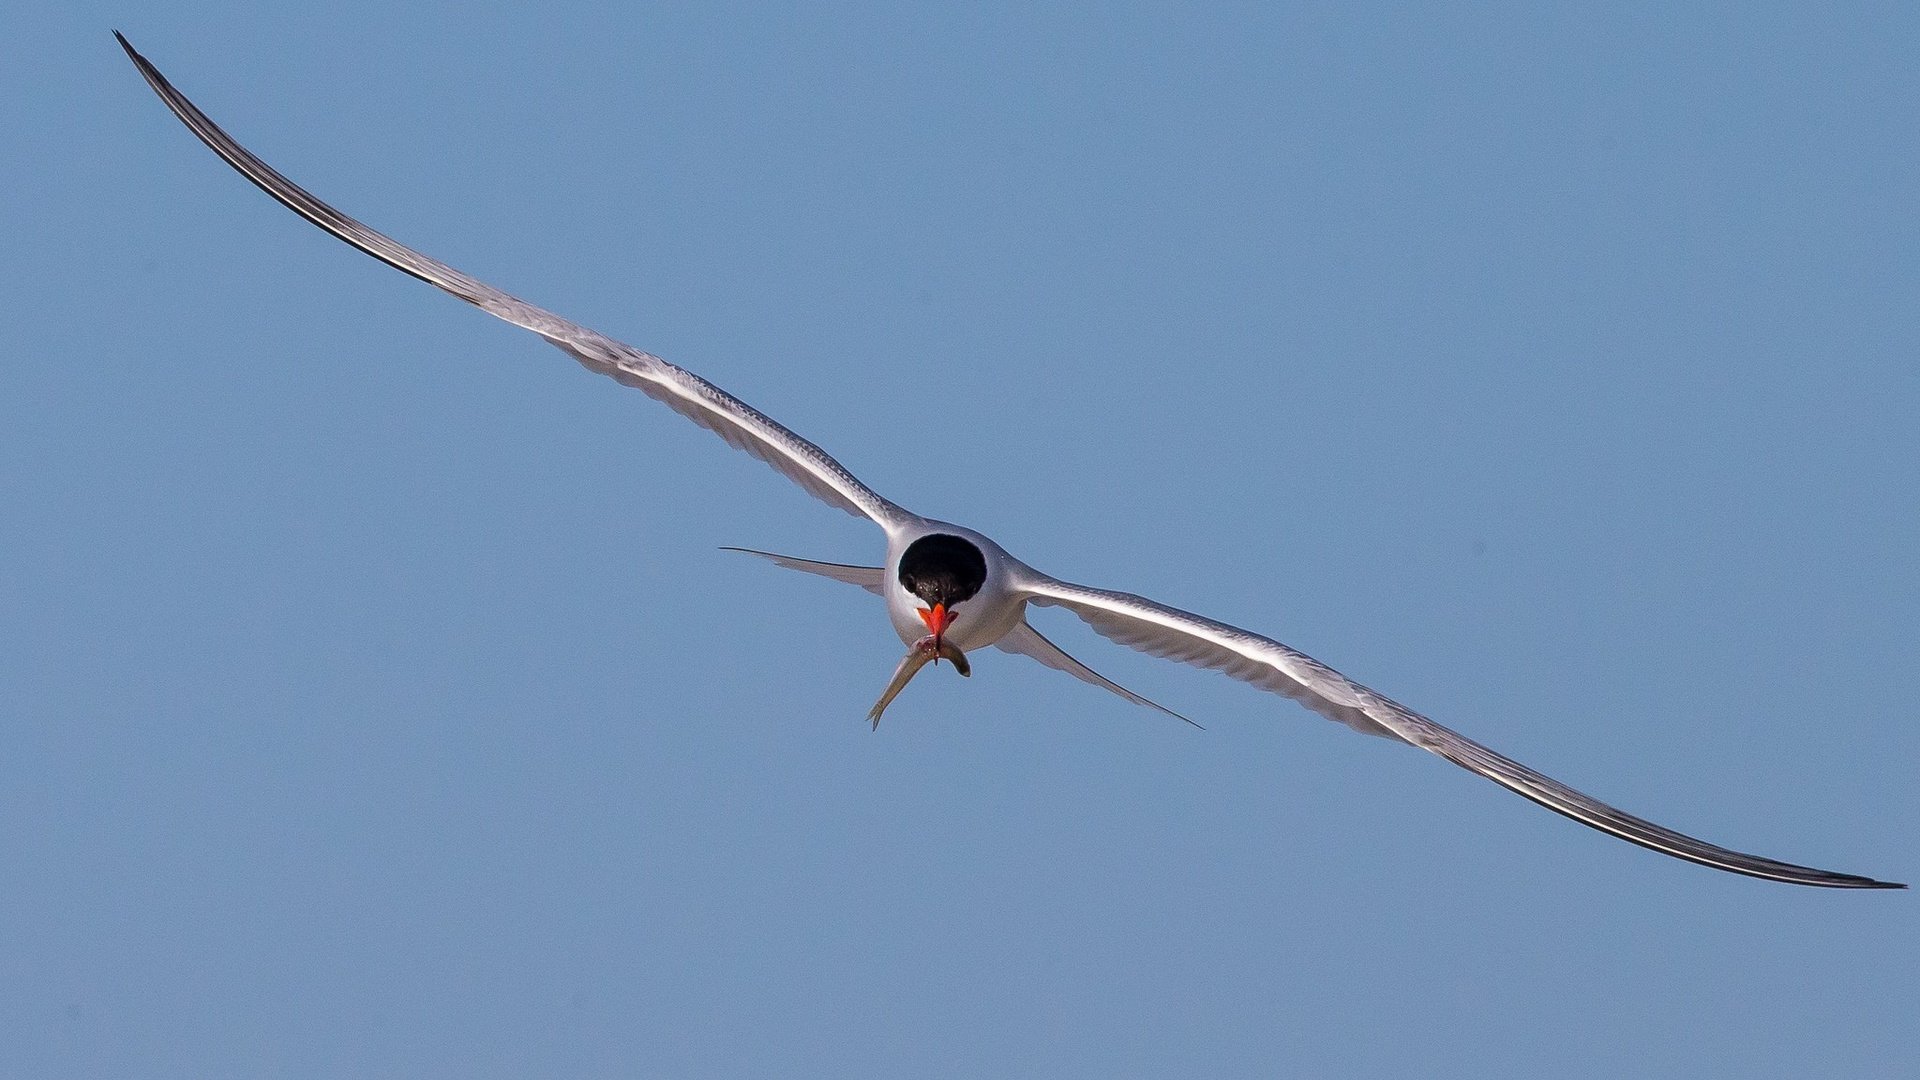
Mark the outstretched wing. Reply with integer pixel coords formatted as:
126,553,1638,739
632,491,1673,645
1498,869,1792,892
118,33,912,531
1019,574,1901,889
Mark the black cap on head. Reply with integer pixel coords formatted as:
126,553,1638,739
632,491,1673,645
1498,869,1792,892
898,534,987,608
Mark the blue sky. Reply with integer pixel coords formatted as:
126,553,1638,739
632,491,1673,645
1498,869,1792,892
4,4,1915,1077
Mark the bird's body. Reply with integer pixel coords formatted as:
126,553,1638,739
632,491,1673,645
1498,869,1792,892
886,527,1022,654
118,33,1901,889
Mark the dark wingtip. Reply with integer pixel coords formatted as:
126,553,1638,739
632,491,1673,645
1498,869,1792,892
1820,864,1896,883
1816,870,1904,890
114,31,158,82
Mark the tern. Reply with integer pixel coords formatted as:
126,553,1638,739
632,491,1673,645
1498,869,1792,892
118,34,1901,889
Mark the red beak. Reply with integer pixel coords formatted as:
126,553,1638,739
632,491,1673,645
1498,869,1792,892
917,602,954,642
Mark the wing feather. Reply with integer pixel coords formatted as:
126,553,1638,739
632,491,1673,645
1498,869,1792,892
1021,575,1901,889
118,33,909,530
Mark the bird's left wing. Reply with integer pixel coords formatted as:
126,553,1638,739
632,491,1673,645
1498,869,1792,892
117,33,911,531
1018,573,1901,889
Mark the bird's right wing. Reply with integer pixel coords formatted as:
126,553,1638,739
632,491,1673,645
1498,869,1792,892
118,33,912,531
1019,573,1901,889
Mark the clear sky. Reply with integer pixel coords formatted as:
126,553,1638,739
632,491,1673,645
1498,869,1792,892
4,4,1915,1077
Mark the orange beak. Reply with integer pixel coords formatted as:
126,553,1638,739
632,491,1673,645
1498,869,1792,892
917,602,955,643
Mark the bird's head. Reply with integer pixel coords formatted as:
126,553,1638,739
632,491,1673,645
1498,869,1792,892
897,533,988,660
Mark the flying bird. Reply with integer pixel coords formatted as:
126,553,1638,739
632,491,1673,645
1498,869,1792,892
117,33,1901,889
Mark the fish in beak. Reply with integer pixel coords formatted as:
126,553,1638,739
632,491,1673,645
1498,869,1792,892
867,633,971,729
916,602,955,656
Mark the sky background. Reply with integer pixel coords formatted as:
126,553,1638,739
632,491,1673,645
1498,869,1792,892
4,4,1916,1077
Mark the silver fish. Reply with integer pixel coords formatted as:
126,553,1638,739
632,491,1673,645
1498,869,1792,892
868,636,971,729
